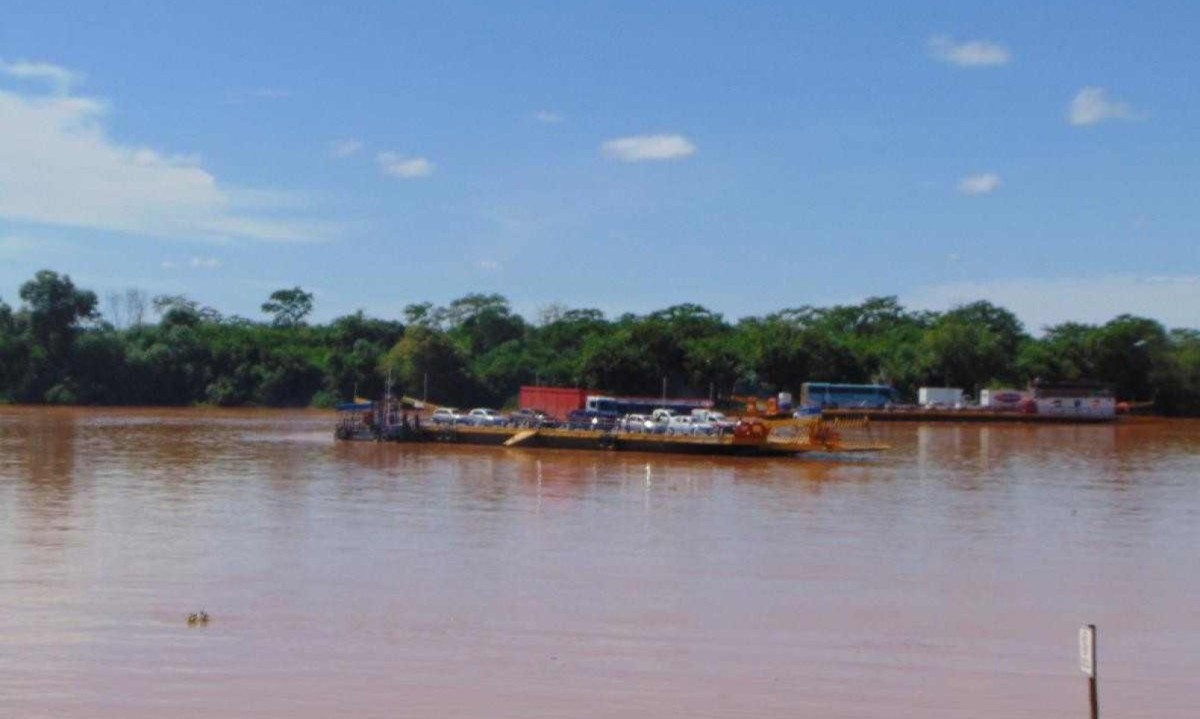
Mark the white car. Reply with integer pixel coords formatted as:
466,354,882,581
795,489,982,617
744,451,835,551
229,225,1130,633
666,415,705,436
650,409,678,423
649,409,678,432
430,407,462,425
619,414,655,433
464,408,506,426
692,410,735,432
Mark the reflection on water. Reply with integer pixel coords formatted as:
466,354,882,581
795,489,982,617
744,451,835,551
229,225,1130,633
1,408,1198,718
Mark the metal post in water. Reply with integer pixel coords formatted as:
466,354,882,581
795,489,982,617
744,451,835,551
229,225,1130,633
1080,624,1098,719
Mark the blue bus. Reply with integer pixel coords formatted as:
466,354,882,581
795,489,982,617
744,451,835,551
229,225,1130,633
800,383,896,409
584,395,711,416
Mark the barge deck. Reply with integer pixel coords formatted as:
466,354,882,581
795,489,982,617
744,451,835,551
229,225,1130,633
336,413,888,458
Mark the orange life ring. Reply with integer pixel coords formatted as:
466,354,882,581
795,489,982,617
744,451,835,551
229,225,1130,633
750,423,768,438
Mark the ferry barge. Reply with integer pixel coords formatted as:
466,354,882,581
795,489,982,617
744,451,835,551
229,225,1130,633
334,401,887,458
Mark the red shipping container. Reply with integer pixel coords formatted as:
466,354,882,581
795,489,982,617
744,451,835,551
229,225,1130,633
519,386,588,421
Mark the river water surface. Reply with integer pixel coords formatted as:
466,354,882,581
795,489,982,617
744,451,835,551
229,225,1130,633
1,407,1198,718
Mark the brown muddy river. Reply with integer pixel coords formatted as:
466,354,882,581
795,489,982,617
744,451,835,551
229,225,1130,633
1,407,1197,718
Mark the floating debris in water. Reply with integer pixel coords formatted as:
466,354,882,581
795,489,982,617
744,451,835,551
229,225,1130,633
186,611,211,626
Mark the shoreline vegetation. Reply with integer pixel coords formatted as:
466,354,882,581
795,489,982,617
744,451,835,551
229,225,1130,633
2,269,1199,415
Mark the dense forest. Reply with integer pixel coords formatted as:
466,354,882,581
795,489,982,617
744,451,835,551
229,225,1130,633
2,269,1200,415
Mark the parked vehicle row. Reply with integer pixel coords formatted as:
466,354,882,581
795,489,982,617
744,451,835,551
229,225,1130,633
428,405,737,436
565,409,618,431
508,408,557,428
465,408,505,426
430,407,507,427
430,407,462,425
617,414,656,433
580,408,737,436
430,406,560,428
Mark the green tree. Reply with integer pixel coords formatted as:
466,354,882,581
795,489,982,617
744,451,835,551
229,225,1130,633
526,308,608,386
1089,315,1169,401
380,326,476,405
69,330,128,404
579,327,654,393
19,270,98,359
1158,330,1200,415
442,294,525,357
403,302,439,328
254,345,324,406
320,311,404,401
261,287,314,327
1018,322,1096,382
472,339,534,404
15,271,98,400
920,301,1025,391
810,297,931,391
683,334,744,399
738,313,864,395
0,299,28,401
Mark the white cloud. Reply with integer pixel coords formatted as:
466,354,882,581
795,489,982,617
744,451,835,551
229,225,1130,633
601,134,696,162
0,62,324,242
160,259,179,269
905,275,1200,332
1068,87,1141,126
533,110,563,124
928,36,1011,67
475,259,502,272
328,138,363,158
0,58,80,93
957,173,1001,195
377,152,434,178
250,88,291,99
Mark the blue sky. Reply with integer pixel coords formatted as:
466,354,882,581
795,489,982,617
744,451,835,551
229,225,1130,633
1,1,1197,331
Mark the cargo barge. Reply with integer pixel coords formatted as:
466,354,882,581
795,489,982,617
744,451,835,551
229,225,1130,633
334,403,887,458
798,381,1122,425
822,407,1117,424
519,382,1124,428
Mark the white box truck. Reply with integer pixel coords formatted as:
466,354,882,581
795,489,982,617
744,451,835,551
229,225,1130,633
918,387,964,407
980,388,1027,410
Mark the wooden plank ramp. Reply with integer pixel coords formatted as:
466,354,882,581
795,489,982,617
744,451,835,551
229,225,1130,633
504,429,539,447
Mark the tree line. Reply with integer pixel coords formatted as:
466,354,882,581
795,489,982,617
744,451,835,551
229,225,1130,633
2,269,1199,415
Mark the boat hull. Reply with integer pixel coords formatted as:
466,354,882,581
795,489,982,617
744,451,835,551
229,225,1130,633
334,423,864,457
416,426,796,456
